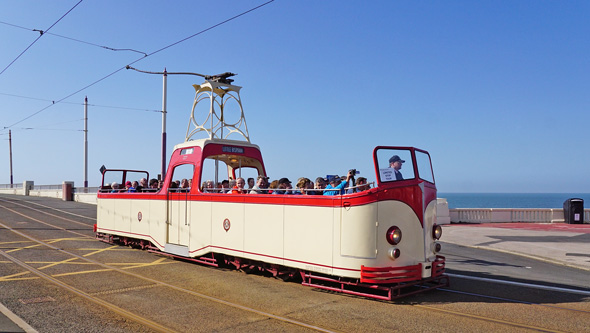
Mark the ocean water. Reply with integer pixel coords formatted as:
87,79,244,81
438,193,590,209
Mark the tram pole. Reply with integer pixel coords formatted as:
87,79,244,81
84,96,88,188
9,130,13,188
161,68,167,180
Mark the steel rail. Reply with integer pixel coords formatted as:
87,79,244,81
0,247,175,333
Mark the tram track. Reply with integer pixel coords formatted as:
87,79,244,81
1,196,589,332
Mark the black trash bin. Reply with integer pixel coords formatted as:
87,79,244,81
563,198,584,224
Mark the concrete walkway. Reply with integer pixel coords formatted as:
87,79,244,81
442,222,590,271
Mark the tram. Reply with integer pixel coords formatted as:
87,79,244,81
95,74,448,300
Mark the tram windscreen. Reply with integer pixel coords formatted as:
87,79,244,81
415,151,435,184
375,149,415,182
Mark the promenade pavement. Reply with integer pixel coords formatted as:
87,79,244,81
442,222,590,271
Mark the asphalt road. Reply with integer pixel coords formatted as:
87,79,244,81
1,195,589,332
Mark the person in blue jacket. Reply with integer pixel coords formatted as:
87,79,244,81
323,171,352,196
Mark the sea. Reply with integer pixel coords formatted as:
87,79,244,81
438,193,590,209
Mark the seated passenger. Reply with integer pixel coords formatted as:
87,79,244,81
149,178,159,189
295,177,313,195
220,180,230,193
249,176,269,194
110,182,120,193
273,178,292,194
356,177,370,192
125,181,136,193
138,178,148,191
323,171,352,196
231,177,247,194
202,180,215,193
180,178,190,192
247,177,255,190
269,179,279,193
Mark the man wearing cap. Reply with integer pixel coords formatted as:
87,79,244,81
389,155,405,180
273,178,292,194
323,171,353,196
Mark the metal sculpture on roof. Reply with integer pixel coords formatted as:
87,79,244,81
185,73,250,143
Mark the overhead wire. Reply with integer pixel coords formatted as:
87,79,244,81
0,0,84,76
0,20,147,56
0,92,161,113
0,0,275,133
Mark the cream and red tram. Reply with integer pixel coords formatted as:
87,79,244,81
96,77,448,300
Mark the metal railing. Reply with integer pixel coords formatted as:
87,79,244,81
0,183,23,189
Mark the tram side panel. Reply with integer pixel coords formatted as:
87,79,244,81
210,201,245,256
283,204,335,275
243,203,284,265
188,200,212,256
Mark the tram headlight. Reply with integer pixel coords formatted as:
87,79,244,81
388,247,401,260
386,226,402,245
431,242,442,253
432,224,442,240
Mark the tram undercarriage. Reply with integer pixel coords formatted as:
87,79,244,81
96,232,449,301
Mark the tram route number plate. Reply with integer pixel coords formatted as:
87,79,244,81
138,211,143,222
223,218,231,232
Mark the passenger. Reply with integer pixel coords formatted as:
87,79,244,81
131,181,140,192
249,176,269,194
220,180,230,193
174,180,181,188
202,180,215,193
295,177,313,195
158,180,164,189
231,177,247,194
323,171,352,196
227,179,236,193
181,178,190,189
273,178,292,195
311,177,326,195
138,178,148,191
149,178,159,189
110,182,120,193
169,181,178,191
356,177,370,192
125,181,136,193
389,155,405,180
269,179,279,193
247,177,255,190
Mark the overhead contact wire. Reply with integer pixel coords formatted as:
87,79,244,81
0,0,84,76
0,0,274,133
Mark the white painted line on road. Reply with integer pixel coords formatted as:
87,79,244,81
0,302,38,333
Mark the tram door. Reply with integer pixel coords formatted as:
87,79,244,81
167,164,193,246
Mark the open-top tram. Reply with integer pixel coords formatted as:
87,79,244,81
96,76,448,301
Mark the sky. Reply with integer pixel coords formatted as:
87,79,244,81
0,1,589,193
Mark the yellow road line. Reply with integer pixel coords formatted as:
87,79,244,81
83,245,119,257
0,248,177,333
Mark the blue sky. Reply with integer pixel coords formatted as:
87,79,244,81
0,1,588,193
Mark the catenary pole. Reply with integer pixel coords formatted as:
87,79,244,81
161,68,167,180
9,130,13,187
84,97,88,188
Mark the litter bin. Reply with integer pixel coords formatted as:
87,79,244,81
563,198,584,224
